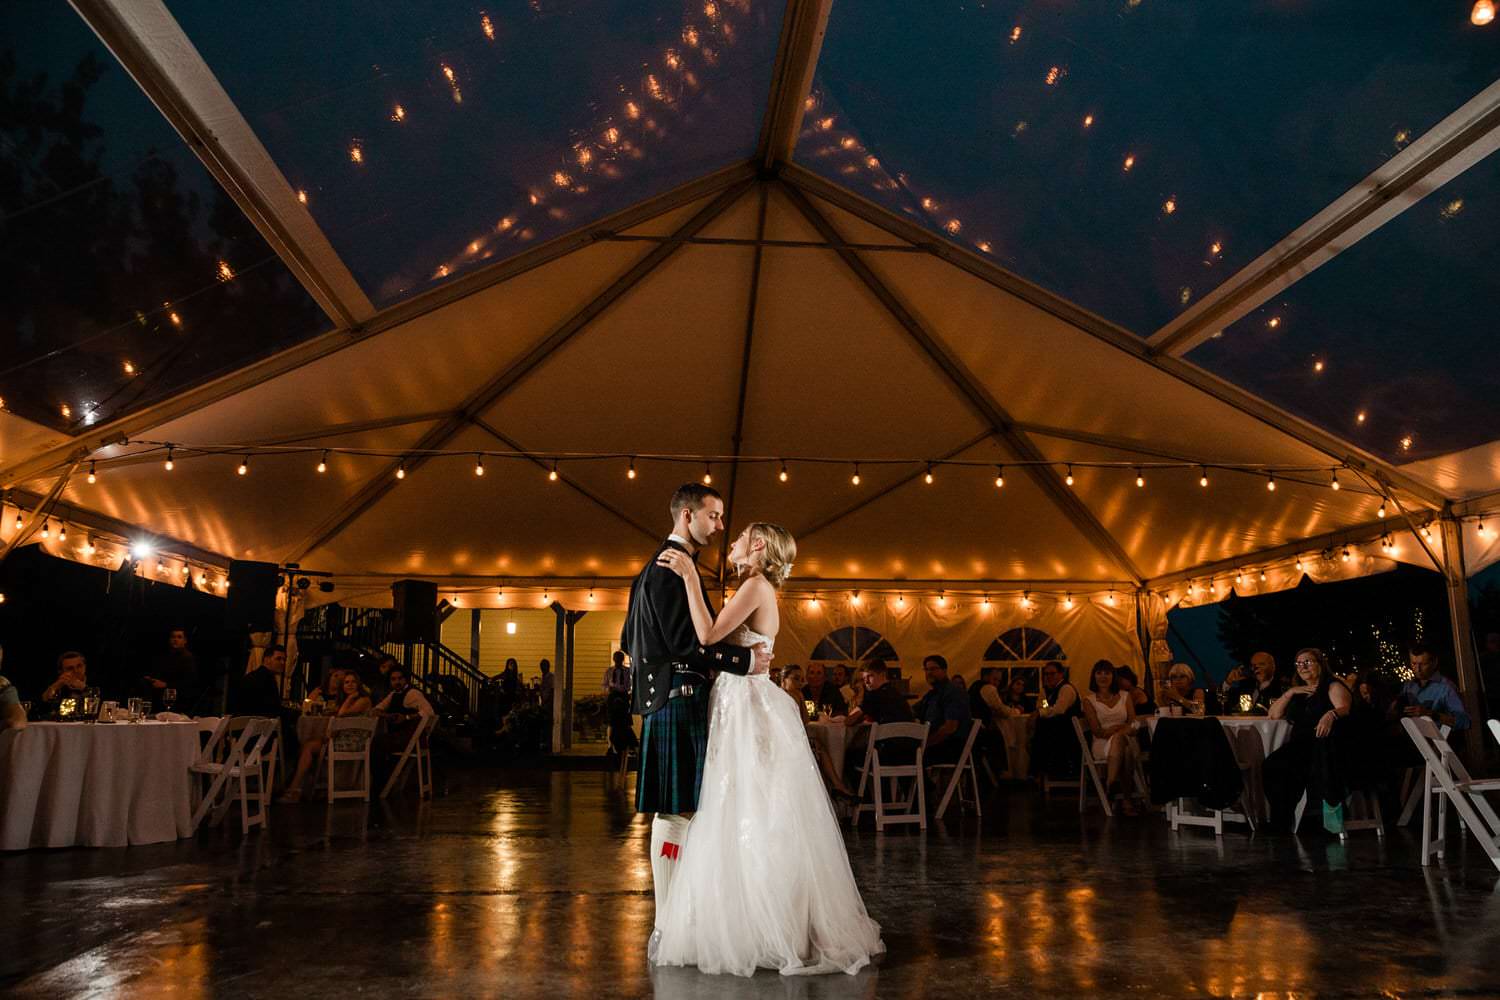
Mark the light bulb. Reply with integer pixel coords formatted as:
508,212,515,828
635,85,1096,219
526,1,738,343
1421,524,1432,540
237,457,248,476
86,537,97,555
181,565,191,577
702,466,713,485
41,521,50,539
1377,501,1386,518
58,524,66,542
627,459,637,480
994,467,1005,488
1295,557,1304,571
1479,519,1488,536
1330,469,1340,490
1199,468,1209,488
395,463,406,480
588,590,595,602
1021,592,1032,608
982,594,991,607
317,452,328,473
778,461,788,483
1266,474,1276,492
851,591,861,605
924,466,934,485
474,455,485,477
1135,469,1145,488
937,593,947,606
1260,569,1267,581
1106,592,1116,606
1065,465,1075,487
1063,594,1073,609
851,464,861,486
1474,0,1496,26
506,620,517,635
897,593,906,607
808,595,819,607
1342,545,1352,562
87,462,97,485
549,462,559,482
164,449,175,471
198,573,206,586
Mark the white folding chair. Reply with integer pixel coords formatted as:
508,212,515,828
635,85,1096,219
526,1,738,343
1398,723,1453,827
1168,724,1255,836
326,717,378,802
1071,717,1114,816
381,714,437,799
852,722,929,831
188,717,230,826
1403,716,1500,871
931,720,984,820
191,718,273,834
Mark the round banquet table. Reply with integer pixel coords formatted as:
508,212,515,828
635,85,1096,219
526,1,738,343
0,720,205,850
807,720,856,767
1145,715,1292,821
997,715,1034,779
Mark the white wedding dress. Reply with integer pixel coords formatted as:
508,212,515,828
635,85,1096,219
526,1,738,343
651,625,885,977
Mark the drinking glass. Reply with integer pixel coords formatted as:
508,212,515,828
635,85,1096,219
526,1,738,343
127,697,146,722
82,687,101,722
804,700,817,722
101,700,119,722
162,688,177,713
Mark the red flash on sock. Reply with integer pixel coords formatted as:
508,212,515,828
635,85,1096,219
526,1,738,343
659,842,681,860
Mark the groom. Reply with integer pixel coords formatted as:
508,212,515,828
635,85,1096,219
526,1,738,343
622,483,768,936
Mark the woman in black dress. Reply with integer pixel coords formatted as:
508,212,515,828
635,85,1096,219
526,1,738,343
1264,647,1353,832
1031,660,1084,781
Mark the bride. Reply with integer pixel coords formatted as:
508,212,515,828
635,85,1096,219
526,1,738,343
650,521,884,977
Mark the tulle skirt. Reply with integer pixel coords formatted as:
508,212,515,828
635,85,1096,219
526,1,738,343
652,672,885,977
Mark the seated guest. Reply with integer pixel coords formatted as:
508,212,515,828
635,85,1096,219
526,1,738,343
844,659,916,783
802,662,848,717
40,651,89,717
1219,651,1284,714
309,668,346,709
279,671,373,802
967,666,1008,776
1081,660,1144,815
997,675,1032,716
1264,647,1354,832
1114,666,1154,716
141,626,197,713
913,655,972,765
1160,663,1205,713
1396,642,1470,732
372,666,437,787
768,664,782,688
845,668,865,715
235,645,286,717
780,664,805,705
1032,660,1083,780
831,663,855,707
0,646,27,731
951,673,967,693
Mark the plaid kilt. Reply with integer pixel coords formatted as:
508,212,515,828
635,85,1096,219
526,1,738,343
636,683,710,814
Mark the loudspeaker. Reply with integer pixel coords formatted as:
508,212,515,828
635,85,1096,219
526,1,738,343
225,560,279,631
391,579,438,643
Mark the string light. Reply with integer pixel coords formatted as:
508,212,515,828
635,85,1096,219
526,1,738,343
851,464,861,487
1421,524,1432,541
851,591,861,606
40,521,49,539
628,458,637,480
548,461,559,482
1259,568,1267,582
702,463,713,485
1377,500,1387,518
1330,469,1340,491
198,573,207,587
1199,467,1209,488
1021,591,1032,608
1266,473,1276,492
1342,545,1352,562
982,594,991,608
87,462,97,485
1475,0,1496,26
86,536,96,555
317,451,328,474
12,511,21,530
474,455,485,477
1106,591,1116,606
1135,468,1145,488
808,594,819,608
924,465,935,485
1062,593,1074,609
164,448,175,471
994,466,1005,489
58,524,66,542
1479,519,1488,536
396,463,407,481
1065,465,1075,487
896,593,906,607
937,592,947,606
1235,570,1244,585
237,457,249,476
1295,556,1304,572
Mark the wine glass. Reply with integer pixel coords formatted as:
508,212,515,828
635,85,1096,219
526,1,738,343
162,688,177,713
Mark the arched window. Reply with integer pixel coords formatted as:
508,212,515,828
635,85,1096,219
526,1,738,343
811,626,899,664
983,627,1067,701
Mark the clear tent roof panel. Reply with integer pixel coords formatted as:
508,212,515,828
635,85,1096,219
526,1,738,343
1188,149,1500,465
796,0,1499,336
170,0,787,306
0,3,328,433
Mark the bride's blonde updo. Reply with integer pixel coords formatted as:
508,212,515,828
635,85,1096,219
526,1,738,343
743,522,797,588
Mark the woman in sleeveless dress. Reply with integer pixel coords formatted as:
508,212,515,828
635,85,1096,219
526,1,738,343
651,522,884,977
1080,660,1143,815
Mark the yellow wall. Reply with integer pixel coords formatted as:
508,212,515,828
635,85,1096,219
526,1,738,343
441,608,627,696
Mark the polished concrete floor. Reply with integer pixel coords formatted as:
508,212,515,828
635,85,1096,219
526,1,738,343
4,767,1500,999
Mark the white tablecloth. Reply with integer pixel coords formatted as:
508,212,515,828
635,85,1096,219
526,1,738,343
1145,715,1292,820
0,720,203,850
997,716,1034,779
808,721,855,765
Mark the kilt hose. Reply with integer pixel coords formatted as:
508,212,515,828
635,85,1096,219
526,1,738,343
636,682,711,815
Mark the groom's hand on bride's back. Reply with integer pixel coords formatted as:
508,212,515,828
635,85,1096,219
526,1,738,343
753,647,772,673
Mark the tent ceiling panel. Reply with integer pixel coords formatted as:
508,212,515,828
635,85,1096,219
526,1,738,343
1035,436,1390,581
24,423,440,562
301,424,659,580
1188,151,1500,465
1405,440,1500,503
129,241,654,449
861,248,1336,468
0,414,68,470
1,2,330,433
785,436,1122,584
618,195,721,237
796,0,1499,336
168,0,788,307
761,184,841,244
694,186,771,241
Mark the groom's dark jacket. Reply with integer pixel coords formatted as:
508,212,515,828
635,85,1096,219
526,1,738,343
622,538,752,716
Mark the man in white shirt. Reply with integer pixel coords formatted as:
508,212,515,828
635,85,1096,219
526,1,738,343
373,666,434,718
372,666,434,788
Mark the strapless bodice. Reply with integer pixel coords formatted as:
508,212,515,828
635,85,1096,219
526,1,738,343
726,624,774,655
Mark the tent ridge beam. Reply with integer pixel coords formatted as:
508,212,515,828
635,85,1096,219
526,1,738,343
1148,79,1500,357
718,184,770,587
777,165,1449,511
778,181,1146,585
284,181,754,562
756,0,834,169
3,486,232,568
70,0,374,328
469,416,658,543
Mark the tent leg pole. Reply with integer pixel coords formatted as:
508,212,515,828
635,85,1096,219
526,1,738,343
1439,517,1485,759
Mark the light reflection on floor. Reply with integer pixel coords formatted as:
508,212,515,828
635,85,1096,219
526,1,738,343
2,769,1499,998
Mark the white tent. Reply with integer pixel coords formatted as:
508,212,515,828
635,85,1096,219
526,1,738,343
2,1,1498,709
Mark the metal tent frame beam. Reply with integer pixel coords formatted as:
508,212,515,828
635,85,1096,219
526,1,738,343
286,181,755,563
778,164,1449,511
780,181,1146,585
1148,79,1500,358
756,0,835,170
70,0,374,329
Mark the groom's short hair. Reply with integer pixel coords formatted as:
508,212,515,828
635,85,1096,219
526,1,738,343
670,483,722,518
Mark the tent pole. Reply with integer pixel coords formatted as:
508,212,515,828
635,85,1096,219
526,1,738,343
1439,518,1486,758
756,0,834,169
551,602,566,754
